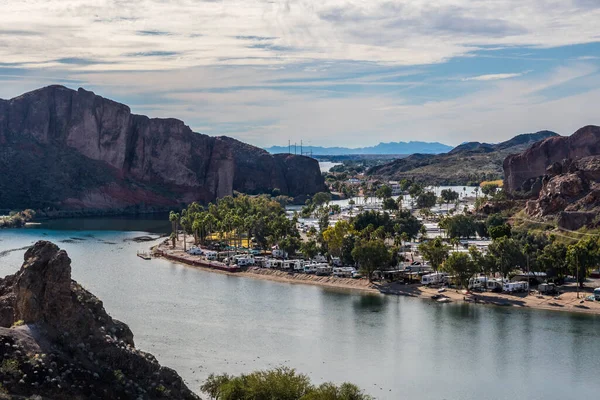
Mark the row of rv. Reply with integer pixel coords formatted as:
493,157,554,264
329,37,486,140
421,273,530,293
187,247,360,277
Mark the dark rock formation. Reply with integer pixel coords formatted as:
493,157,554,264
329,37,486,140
0,85,326,212
503,125,600,193
0,241,198,399
524,156,600,229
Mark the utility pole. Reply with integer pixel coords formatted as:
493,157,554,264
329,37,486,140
288,140,291,154
294,143,297,155
301,140,303,155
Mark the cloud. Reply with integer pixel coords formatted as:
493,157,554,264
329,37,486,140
462,72,528,81
0,1,599,148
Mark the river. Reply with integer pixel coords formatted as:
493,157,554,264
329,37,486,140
0,218,599,399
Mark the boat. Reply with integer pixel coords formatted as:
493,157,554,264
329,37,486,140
137,251,151,260
437,297,451,303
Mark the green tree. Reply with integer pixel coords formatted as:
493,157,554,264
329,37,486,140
416,191,436,209
351,239,391,281
322,220,355,258
312,192,332,206
443,252,478,288
488,224,511,240
566,237,600,291
300,240,319,260
440,189,459,210
487,237,522,278
169,211,180,242
481,183,499,196
418,237,450,272
375,185,393,200
382,197,398,211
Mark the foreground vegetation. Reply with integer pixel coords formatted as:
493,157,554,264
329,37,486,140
201,367,372,400
0,210,35,229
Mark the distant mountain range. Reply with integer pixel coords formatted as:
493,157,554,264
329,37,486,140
265,141,453,155
367,130,559,185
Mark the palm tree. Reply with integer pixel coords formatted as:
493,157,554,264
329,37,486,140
169,211,180,243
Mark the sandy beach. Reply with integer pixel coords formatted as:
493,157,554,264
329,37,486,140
155,241,600,315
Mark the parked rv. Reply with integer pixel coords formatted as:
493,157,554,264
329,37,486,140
331,257,342,267
538,283,558,295
421,272,447,286
313,254,327,263
503,281,529,293
594,287,600,301
205,251,218,261
266,259,283,269
303,263,318,274
188,246,203,255
315,265,333,276
333,267,355,278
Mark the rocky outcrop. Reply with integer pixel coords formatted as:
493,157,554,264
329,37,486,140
524,156,600,229
0,241,198,399
0,86,326,211
503,125,600,193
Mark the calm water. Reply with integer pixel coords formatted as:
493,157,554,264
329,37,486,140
1,220,599,399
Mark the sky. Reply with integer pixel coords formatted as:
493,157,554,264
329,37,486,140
0,0,599,148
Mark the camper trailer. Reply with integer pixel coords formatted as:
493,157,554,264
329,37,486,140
266,259,283,269
421,272,447,286
486,279,504,292
468,276,489,290
205,251,218,261
538,283,558,295
313,254,327,263
315,265,333,276
333,267,355,278
503,281,529,293
303,263,318,274
331,257,342,267
594,287,600,301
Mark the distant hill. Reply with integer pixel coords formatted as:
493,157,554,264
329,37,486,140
368,131,559,185
265,141,453,155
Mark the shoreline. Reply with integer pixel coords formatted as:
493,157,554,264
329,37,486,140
155,242,600,316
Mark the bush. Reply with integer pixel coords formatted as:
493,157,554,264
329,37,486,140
201,367,372,400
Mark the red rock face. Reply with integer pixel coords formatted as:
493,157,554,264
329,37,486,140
503,125,600,193
0,86,327,211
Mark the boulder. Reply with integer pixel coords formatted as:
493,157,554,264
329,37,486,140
0,241,198,399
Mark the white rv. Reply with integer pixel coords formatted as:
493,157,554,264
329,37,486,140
313,254,327,263
188,246,203,255
331,257,342,267
303,263,318,274
266,259,283,269
503,281,529,293
333,267,355,278
421,272,447,286
205,251,218,261
594,287,600,301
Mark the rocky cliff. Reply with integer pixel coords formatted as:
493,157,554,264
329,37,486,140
503,125,600,193
524,156,600,230
0,241,199,399
0,86,326,212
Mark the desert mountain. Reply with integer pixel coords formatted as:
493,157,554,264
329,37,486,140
367,130,559,185
0,86,326,213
